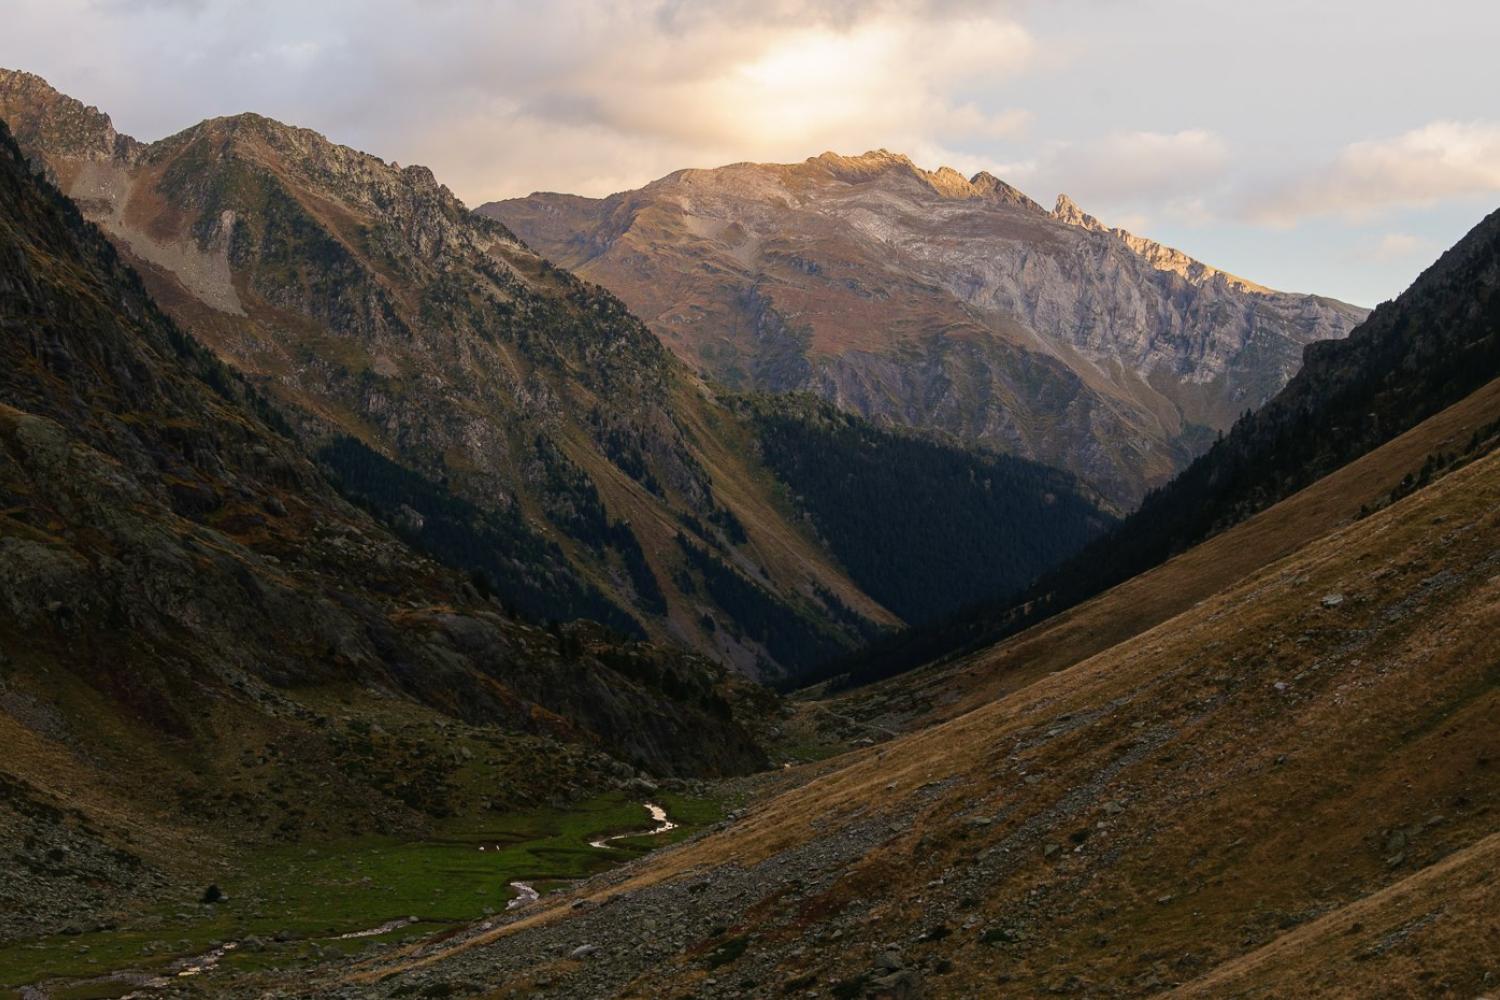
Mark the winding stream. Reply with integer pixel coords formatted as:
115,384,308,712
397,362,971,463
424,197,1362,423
117,940,240,997
505,880,540,909
506,801,678,911
102,802,682,994
337,917,418,939
587,802,677,849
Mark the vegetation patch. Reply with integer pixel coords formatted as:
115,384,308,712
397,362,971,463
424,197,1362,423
746,394,1111,628
0,792,720,992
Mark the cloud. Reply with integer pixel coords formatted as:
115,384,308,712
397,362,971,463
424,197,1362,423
1052,130,1229,201
998,129,1230,225
1354,232,1435,263
1244,120,1500,227
401,1,1036,199
2,0,1033,202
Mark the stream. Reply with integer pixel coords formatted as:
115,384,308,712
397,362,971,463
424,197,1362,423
336,917,418,939
117,940,240,997
507,801,678,911
587,801,677,849
505,880,540,909
103,802,680,994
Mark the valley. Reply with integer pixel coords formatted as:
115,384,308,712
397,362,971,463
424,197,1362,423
297,380,1500,999
0,9,1497,997
0,791,722,998
0,70,1114,681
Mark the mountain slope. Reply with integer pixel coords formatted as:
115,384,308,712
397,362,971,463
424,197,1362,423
312,391,1500,1000
815,203,1500,691
738,393,1113,629
826,373,1500,732
0,70,1112,679
0,115,773,942
486,150,1367,507
1051,203,1500,593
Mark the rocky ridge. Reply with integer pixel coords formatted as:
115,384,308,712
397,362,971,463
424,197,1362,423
0,71,1114,679
487,149,1367,506
0,116,770,938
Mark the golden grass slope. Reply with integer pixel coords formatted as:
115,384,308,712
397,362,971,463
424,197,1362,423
338,386,1500,998
828,374,1500,735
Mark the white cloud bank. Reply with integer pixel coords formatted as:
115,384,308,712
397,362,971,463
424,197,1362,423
1,0,1497,306
8,0,1031,201
999,129,1231,227
1245,121,1500,227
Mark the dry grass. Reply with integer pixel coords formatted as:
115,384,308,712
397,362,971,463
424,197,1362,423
346,387,1500,996
835,374,1500,733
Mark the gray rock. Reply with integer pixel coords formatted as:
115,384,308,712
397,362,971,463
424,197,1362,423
870,968,923,999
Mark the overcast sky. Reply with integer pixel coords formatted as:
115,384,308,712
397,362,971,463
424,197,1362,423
5,0,1499,306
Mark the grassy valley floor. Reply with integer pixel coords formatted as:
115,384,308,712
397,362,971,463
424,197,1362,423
0,792,725,999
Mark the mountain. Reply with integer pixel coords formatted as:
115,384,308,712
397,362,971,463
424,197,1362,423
296,298,1500,999
0,71,1113,679
1042,203,1500,599
824,202,1500,691
825,373,1500,735
3,67,1493,1000
485,150,1368,507
0,115,777,942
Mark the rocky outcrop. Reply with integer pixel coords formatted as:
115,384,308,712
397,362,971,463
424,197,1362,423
0,68,139,173
487,150,1368,507
0,69,907,679
1,71,1124,677
0,117,768,781
1051,192,1267,291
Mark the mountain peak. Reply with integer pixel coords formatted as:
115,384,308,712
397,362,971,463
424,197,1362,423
0,67,137,165
970,170,1045,212
808,148,918,181
805,149,1044,209
1051,193,1106,231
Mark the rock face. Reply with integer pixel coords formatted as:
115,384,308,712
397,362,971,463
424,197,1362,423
816,202,1500,692
486,150,1368,507
0,117,766,783
0,115,781,935
0,69,891,678
0,71,1116,677
1024,203,1500,625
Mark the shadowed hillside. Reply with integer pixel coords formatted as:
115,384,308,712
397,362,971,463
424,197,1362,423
0,69,1112,681
819,206,1500,692
0,117,770,950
